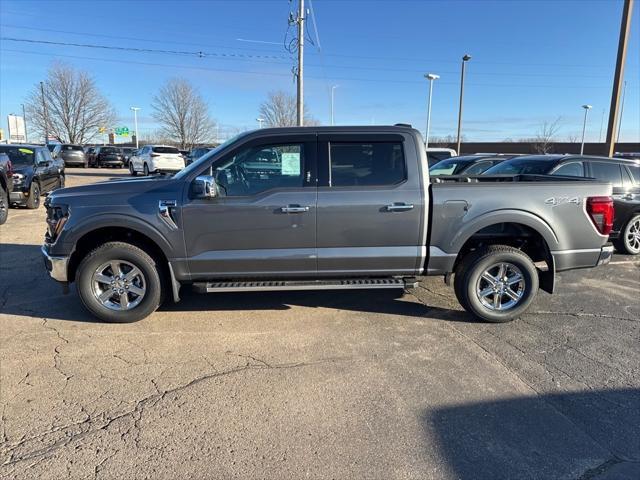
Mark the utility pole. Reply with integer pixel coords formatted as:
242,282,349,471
40,81,49,145
21,103,27,143
456,54,471,155
605,0,634,157
599,108,605,143
130,107,140,149
616,80,627,143
296,0,305,126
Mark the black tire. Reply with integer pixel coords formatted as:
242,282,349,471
0,186,8,225
143,163,150,176
129,162,137,176
76,242,164,323
613,214,640,255
25,182,40,209
454,245,539,323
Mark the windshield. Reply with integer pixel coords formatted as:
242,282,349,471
46,144,58,152
174,132,250,180
0,146,35,166
483,157,557,175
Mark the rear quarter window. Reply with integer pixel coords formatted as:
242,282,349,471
626,165,640,184
589,162,623,186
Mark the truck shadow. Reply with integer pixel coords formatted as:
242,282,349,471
427,388,640,479
0,243,475,323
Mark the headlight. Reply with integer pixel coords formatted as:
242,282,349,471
12,173,24,181
45,202,70,243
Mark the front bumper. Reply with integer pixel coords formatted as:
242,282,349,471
597,245,614,266
9,190,27,204
41,245,69,282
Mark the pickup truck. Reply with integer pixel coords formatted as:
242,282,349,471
41,125,614,323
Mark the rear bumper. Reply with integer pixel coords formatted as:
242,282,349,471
551,245,613,271
41,245,69,282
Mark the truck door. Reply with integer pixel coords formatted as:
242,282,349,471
316,133,425,276
182,134,318,279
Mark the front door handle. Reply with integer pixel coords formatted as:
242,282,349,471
281,205,310,213
385,203,414,212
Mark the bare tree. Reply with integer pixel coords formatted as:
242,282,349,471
151,78,215,149
259,91,319,127
24,62,116,144
567,133,580,143
532,117,562,154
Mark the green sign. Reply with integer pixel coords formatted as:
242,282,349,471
115,127,130,137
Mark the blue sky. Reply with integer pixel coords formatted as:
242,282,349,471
1,0,639,143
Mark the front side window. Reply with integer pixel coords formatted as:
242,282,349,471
590,162,623,186
330,142,405,187
551,162,584,177
213,143,304,196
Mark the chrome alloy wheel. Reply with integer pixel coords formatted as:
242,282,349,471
625,217,640,254
475,262,526,311
91,260,146,311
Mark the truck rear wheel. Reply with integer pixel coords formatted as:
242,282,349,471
76,241,164,323
454,245,538,323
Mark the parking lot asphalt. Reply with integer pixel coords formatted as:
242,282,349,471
1,168,639,480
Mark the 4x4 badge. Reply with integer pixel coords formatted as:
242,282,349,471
545,196,581,206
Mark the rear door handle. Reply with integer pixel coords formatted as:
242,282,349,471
385,203,414,212
281,205,310,213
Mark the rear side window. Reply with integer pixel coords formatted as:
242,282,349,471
552,162,584,177
330,142,405,187
153,146,179,154
590,162,623,186
626,165,640,184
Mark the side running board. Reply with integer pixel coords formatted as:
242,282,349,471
192,277,418,293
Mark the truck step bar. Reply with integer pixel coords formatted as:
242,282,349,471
192,277,418,293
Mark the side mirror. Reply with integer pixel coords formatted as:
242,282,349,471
192,175,218,199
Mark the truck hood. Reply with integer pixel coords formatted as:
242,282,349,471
48,176,181,205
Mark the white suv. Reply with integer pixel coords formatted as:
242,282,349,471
130,145,185,176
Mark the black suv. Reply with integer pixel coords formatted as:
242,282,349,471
0,152,13,224
484,155,640,254
91,146,124,168
59,144,88,168
0,144,65,209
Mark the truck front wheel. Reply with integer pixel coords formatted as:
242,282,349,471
454,245,538,323
76,241,164,323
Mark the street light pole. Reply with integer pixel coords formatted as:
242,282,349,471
256,117,265,128
331,85,339,126
580,104,592,155
456,54,471,155
130,107,140,149
424,73,439,150
40,81,49,145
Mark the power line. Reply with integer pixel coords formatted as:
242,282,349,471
1,48,615,89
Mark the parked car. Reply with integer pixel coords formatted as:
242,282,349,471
426,147,457,167
0,152,14,224
484,155,640,254
186,146,216,166
59,144,87,168
120,147,136,165
42,125,614,323
0,144,65,209
91,146,124,168
429,154,518,176
84,146,96,165
129,145,185,176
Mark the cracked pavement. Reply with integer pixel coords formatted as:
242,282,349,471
1,169,639,479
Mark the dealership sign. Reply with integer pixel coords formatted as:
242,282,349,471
7,115,26,142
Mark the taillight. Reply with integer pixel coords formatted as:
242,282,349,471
6,160,12,177
586,196,614,236
151,153,160,157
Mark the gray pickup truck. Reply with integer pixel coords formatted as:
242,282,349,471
42,126,614,323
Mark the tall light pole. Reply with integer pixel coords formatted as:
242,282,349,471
256,117,265,128
424,73,439,150
296,0,305,126
331,85,339,126
130,107,140,148
580,104,592,155
40,81,49,145
456,54,471,155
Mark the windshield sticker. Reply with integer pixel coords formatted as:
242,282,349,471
281,152,301,176
18,148,34,154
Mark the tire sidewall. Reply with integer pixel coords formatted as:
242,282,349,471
27,182,40,209
77,244,162,323
463,250,538,323
0,187,8,224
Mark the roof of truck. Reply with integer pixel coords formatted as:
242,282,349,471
250,125,418,134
